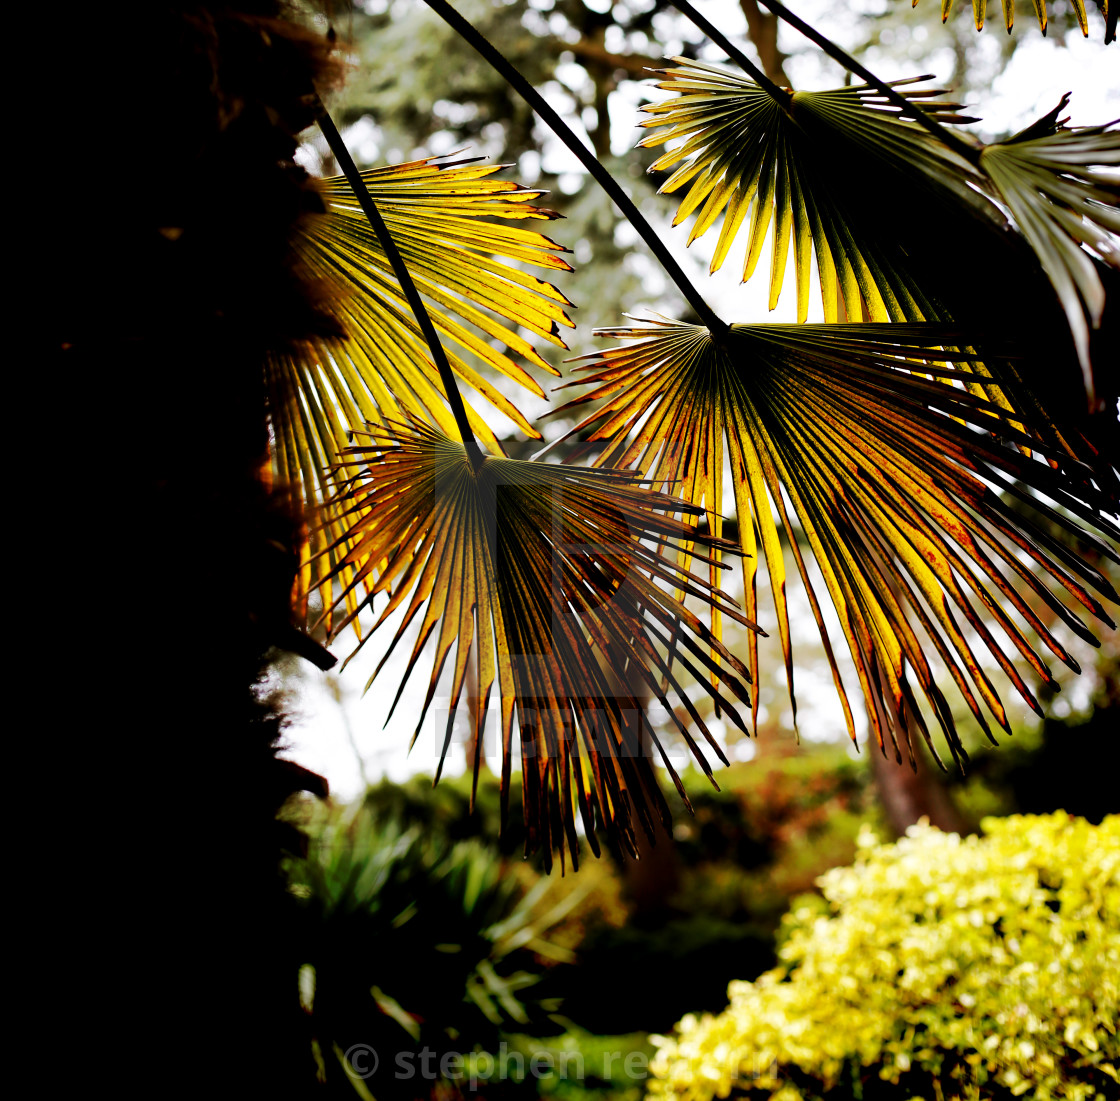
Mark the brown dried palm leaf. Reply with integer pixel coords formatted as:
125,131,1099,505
322,419,760,870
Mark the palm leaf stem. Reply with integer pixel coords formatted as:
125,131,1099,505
315,96,485,467
422,0,728,338
755,0,983,168
670,0,791,104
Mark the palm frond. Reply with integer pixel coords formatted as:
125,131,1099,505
638,61,982,324
549,317,1119,766
915,0,1098,38
269,156,575,624
642,61,1119,407
980,103,1120,399
322,420,759,870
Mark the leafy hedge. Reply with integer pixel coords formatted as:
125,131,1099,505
649,813,1119,1100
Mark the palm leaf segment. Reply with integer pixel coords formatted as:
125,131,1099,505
325,420,758,870
642,60,1120,403
914,0,1104,40
269,156,575,623
639,62,982,326
981,103,1120,393
552,318,1120,767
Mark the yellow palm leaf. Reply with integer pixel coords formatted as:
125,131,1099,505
642,62,1118,405
269,156,575,626
639,61,981,324
550,317,1119,766
321,419,760,870
916,0,1100,38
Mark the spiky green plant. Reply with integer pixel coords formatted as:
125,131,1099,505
290,802,588,1097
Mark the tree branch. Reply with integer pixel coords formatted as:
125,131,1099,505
562,39,666,79
738,0,790,86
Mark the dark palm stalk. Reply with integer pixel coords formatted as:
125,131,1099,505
670,0,791,103
422,0,729,339
315,97,485,467
754,0,982,167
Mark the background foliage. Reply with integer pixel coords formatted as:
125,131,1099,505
648,813,1120,1101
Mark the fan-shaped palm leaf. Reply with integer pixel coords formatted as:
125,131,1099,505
980,103,1120,396
642,61,1118,404
549,318,1119,767
639,61,982,324
269,156,575,623
914,0,1100,38
322,419,759,869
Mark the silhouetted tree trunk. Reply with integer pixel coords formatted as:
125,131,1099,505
624,805,682,914
48,4,339,1094
869,736,970,836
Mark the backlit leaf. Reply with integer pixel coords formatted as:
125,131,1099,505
639,61,983,324
981,102,1120,401
322,419,760,870
550,317,1119,766
912,0,1100,38
268,156,575,628
642,61,1119,406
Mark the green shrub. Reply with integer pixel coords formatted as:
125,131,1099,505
286,803,572,1098
649,813,1120,1100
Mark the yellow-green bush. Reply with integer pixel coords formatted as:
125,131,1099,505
649,813,1119,1100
